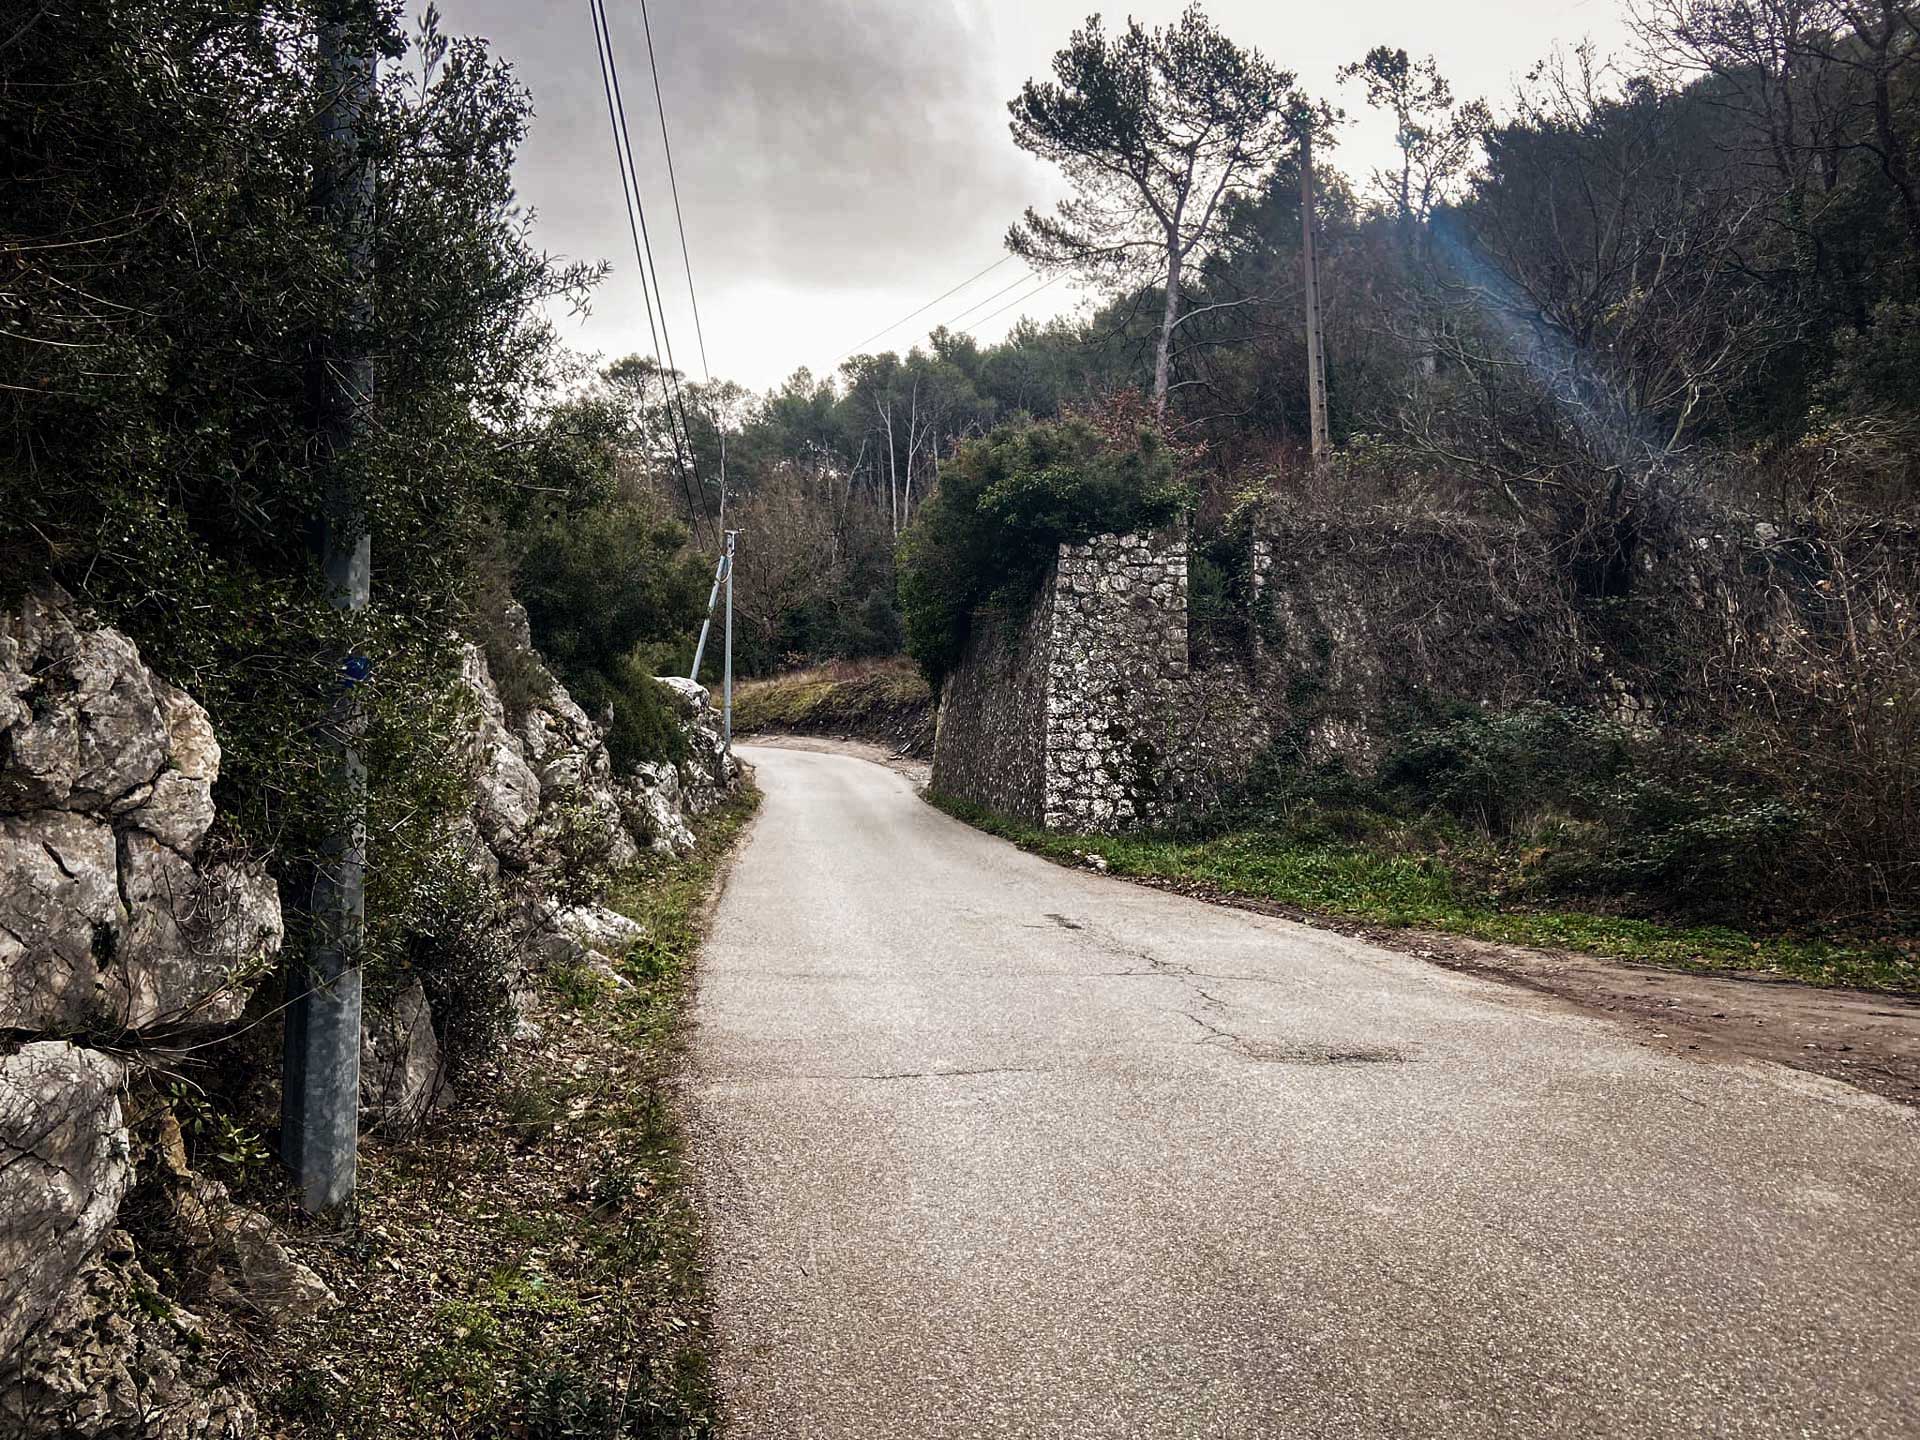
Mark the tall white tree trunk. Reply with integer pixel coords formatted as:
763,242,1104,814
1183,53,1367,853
1153,227,1183,413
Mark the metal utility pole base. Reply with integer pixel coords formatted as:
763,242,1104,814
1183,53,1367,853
280,955,363,1214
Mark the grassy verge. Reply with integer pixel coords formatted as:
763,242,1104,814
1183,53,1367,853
934,795,1920,994
273,782,760,1439
732,658,933,756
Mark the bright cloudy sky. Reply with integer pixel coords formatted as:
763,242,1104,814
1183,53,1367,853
432,0,1635,393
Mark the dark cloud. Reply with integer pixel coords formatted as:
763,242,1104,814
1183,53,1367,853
442,0,1033,289
430,1,1632,389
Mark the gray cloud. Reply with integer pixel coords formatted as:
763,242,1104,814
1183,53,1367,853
432,1,1632,390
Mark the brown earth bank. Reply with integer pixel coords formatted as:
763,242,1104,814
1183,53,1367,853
729,659,934,758
772,739,1920,1111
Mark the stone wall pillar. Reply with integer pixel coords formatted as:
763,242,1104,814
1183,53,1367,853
1041,529,1191,830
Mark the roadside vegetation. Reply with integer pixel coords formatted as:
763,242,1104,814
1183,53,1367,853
938,792,1918,995
269,783,759,1439
732,658,936,757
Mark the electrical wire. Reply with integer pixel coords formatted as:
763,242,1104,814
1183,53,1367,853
636,0,730,528
597,0,708,532
939,268,1037,329
589,0,712,540
827,254,1015,368
637,0,711,387
958,273,1064,337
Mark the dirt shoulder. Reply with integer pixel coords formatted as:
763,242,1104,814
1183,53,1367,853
1136,875,1920,1110
259,784,761,1437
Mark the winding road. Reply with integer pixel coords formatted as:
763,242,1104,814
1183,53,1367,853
689,744,1920,1439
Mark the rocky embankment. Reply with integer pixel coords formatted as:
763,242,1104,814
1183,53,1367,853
0,588,735,1437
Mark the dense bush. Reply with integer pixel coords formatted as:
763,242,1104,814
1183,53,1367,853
511,484,708,768
1219,705,1808,923
898,417,1190,682
0,3,604,998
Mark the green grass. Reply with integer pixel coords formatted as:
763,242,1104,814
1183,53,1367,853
934,795,1920,994
606,785,762,1055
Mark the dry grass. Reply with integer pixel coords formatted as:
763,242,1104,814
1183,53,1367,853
731,656,934,756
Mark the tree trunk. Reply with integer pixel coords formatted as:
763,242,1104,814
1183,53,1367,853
1153,239,1182,413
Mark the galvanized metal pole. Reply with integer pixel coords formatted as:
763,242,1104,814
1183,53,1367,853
722,529,736,747
283,5,374,1216
1300,126,1331,469
687,547,727,682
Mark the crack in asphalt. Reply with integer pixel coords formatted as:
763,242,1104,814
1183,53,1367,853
788,1066,1057,1083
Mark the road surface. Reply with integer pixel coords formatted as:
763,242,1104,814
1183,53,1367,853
689,745,1920,1439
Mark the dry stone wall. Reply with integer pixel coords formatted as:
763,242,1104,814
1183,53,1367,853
929,584,1055,825
1043,532,1193,829
931,504,1847,839
932,528,1242,832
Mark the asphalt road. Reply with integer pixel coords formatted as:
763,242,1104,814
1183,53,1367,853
689,745,1920,1439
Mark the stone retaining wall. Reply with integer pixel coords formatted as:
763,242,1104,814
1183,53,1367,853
932,528,1234,832
929,585,1055,825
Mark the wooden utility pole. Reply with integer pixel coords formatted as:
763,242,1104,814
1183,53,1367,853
283,3,374,1215
1300,126,1330,469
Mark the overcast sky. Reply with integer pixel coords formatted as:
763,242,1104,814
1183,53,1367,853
433,1,1634,394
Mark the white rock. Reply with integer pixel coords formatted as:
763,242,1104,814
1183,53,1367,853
360,979,449,1131
0,812,121,1031
0,1043,130,1367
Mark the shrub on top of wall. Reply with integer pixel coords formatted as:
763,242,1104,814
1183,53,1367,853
898,415,1191,684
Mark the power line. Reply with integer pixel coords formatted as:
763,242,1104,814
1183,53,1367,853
589,0,711,539
637,0,711,386
958,273,1065,337
828,254,1015,368
588,0,700,529
635,0,730,528
940,268,1037,329
597,0,707,531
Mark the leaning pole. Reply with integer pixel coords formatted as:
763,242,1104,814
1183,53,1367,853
283,3,375,1215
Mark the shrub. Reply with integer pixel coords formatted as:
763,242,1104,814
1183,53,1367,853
1,3,607,984
898,417,1190,683
385,840,522,1079
512,488,709,767
1220,704,1808,922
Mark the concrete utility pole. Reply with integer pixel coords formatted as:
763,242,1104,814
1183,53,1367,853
283,4,375,1216
722,528,737,747
688,546,727,684
1300,126,1331,470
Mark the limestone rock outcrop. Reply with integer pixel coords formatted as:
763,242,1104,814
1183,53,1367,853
0,1232,257,1440
0,588,282,1034
359,978,449,1131
0,1043,131,1366
0,590,285,1436
0,587,736,1435
460,614,637,878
